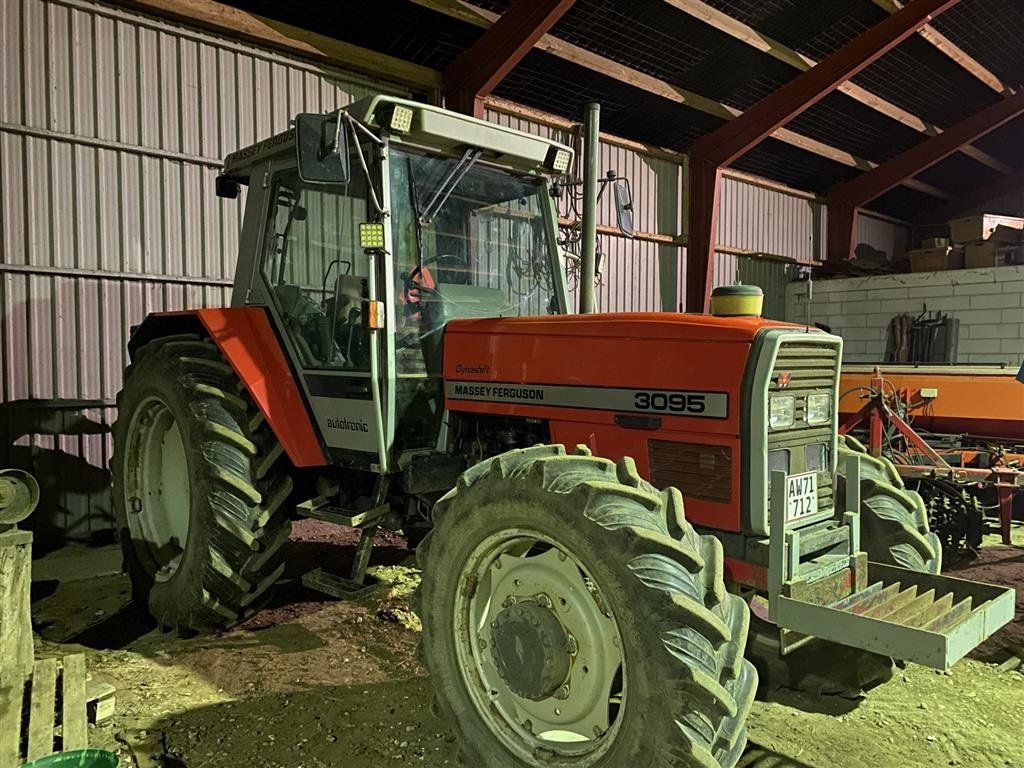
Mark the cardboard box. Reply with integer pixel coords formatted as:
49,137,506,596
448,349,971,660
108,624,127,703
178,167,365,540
921,236,950,249
965,240,1024,269
989,224,1022,244
949,214,1024,244
909,246,964,273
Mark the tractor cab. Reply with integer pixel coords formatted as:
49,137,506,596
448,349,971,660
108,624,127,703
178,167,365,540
216,96,574,472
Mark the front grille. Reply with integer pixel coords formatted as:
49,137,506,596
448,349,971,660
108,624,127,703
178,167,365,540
649,440,733,503
768,340,841,515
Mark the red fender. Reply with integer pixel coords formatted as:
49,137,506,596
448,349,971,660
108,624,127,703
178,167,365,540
130,307,327,468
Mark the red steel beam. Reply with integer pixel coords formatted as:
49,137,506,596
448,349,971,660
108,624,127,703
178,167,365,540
684,0,960,311
828,92,1024,260
444,0,575,118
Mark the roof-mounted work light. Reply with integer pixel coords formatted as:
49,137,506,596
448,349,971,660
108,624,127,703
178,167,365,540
546,146,572,173
380,104,414,133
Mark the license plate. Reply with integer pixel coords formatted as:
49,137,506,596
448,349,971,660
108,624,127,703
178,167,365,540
785,471,818,523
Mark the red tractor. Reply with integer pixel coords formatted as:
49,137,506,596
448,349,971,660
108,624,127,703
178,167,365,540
112,97,1013,768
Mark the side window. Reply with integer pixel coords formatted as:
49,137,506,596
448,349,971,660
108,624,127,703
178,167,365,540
261,168,371,370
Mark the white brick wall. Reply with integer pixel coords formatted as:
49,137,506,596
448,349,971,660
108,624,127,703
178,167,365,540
784,266,1024,365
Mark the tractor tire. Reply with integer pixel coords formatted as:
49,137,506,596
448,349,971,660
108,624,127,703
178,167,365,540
836,435,941,574
111,334,293,633
416,444,757,768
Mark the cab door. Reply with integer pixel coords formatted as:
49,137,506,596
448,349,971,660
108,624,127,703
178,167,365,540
237,157,388,469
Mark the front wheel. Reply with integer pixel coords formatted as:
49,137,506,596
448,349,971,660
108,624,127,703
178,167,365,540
417,445,756,768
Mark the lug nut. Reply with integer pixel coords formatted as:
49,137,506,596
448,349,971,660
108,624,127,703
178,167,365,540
554,685,570,700
537,595,551,608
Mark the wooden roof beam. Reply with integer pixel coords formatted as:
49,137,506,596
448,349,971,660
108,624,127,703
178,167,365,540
118,0,441,94
665,0,1009,174
872,0,1012,95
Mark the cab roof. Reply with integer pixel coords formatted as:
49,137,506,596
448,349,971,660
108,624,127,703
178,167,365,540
222,94,574,178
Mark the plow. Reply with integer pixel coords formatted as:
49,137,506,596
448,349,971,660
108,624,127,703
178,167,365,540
840,365,1023,552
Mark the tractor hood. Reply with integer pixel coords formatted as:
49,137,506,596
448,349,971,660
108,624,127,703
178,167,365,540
441,312,823,441
444,312,810,344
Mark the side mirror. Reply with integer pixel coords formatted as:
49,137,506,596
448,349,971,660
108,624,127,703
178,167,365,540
613,180,634,237
295,112,351,185
215,174,242,199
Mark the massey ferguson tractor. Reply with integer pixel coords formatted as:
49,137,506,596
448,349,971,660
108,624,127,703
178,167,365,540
112,95,1014,768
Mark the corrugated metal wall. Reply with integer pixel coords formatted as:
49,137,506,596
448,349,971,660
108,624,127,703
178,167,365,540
854,212,911,260
717,175,817,262
0,0,408,541
714,175,813,319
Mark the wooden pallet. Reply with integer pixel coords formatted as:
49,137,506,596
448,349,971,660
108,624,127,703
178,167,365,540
0,529,34,681
0,654,113,766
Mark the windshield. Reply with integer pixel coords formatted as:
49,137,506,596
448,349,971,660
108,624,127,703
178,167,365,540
389,147,560,326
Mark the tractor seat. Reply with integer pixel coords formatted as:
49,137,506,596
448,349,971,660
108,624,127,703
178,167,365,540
334,274,366,323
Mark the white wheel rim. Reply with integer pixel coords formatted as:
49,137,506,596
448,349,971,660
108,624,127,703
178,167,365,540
453,528,626,765
124,396,192,582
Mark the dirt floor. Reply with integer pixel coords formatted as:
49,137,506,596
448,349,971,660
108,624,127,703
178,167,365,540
28,520,1024,768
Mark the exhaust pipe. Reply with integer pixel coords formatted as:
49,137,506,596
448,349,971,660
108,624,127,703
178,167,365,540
580,102,600,314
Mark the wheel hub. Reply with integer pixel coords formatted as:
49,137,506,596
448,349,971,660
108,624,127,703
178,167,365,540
455,533,626,760
124,396,192,581
489,599,571,701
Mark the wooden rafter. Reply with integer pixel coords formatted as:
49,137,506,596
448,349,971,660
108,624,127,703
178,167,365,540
665,0,1009,174
118,0,441,93
871,0,1011,95
413,0,946,198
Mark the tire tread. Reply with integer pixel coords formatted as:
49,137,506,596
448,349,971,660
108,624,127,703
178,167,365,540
422,444,755,768
112,337,293,633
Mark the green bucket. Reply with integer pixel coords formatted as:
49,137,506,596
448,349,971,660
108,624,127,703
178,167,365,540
21,750,119,768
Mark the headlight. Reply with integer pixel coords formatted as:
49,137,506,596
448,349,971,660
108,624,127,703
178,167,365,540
769,395,795,429
805,392,832,426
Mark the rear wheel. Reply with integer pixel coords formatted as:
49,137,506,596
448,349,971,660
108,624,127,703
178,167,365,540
417,444,756,768
112,335,293,633
837,435,941,574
